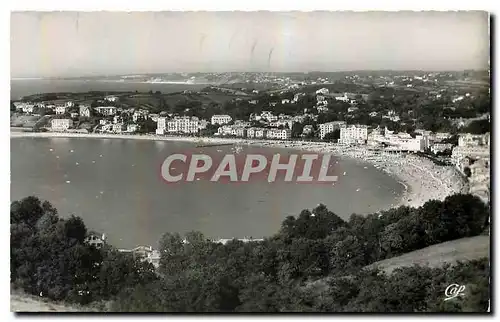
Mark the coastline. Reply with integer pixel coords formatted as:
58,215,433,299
11,131,468,211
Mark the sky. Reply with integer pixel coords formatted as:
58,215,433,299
10,11,489,78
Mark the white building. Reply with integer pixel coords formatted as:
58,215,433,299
269,119,293,129
434,132,452,142
266,128,291,140
79,105,91,118
112,123,125,133
302,125,313,135
246,127,267,139
113,115,123,124
293,93,305,103
316,88,329,95
431,143,454,154
156,117,167,135
231,127,247,137
95,106,117,116
452,146,490,163
127,124,139,133
339,124,368,145
260,111,278,122
387,136,427,152
217,125,244,136
211,114,232,125
51,118,73,131
85,232,106,249
334,94,350,102
105,95,119,102
22,104,35,114
167,116,201,134
458,133,488,147
65,101,75,108
149,114,160,122
234,120,251,128
133,111,146,122
217,125,232,136
319,121,346,139
55,105,67,115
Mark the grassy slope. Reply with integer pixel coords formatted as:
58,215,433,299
365,235,490,274
11,293,86,312
306,235,490,293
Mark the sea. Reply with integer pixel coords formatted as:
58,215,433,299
10,79,207,99
10,79,404,248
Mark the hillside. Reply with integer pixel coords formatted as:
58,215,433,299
306,235,490,294
365,235,490,274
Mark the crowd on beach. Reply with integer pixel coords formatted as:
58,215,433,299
11,130,469,210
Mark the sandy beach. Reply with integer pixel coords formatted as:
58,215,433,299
11,131,469,210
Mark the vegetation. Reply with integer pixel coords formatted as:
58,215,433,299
10,193,489,312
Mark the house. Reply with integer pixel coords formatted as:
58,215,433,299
266,128,291,140
149,114,160,122
51,119,73,131
458,133,489,147
127,124,139,133
211,114,232,125
112,123,125,133
339,124,368,145
385,135,427,152
156,117,167,135
302,125,313,135
79,105,92,118
332,93,349,102
70,112,79,118
133,111,145,122
167,116,201,134
431,143,454,154
315,88,329,95
118,246,161,269
105,95,118,102
246,127,266,139
95,106,117,116
293,93,305,103
22,104,35,114
85,232,106,249
319,121,346,139
261,111,277,122
452,146,490,164
55,105,67,115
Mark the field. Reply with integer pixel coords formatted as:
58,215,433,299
365,235,490,274
10,290,104,312
306,235,490,293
